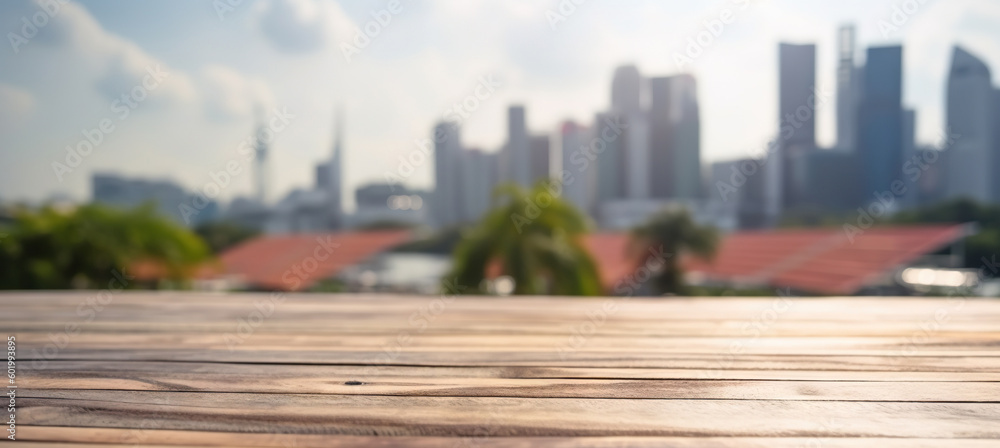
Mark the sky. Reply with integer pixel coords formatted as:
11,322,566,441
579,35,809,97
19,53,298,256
1,0,999,211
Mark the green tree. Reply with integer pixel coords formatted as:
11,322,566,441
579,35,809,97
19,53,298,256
194,220,260,254
447,182,601,296
0,204,210,289
889,198,1000,268
629,209,719,295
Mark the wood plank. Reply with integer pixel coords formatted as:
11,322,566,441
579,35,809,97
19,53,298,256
18,390,1000,438
26,360,1000,382
16,427,1000,448
12,332,1000,354
17,427,1000,447
4,292,1000,445
19,348,1000,371
21,371,1000,402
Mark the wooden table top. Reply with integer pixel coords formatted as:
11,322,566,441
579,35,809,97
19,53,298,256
3,292,999,447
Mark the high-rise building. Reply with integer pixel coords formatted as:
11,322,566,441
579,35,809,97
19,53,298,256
836,25,859,152
710,159,769,229
801,150,863,212
610,65,650,200
611,65,643,115
667,74,701,199
901,108,918,208
352,182,428,228
624,112,650,199
559,121,593,214
460,148,499,222
648,75,701,200
993,89,1000,202
858,45,904,197
909,146,947,207
433,121,462,228
944,46,993,203
594,112,627,204
92,173,206,225
530,134,551,183
778,43,817,209
315,162,330,190
648,76,674,198
506,105,531,187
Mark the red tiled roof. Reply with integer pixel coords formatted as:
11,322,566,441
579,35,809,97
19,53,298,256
582,233,638,291
216,230,411,291
686,224,971,295
585,224,971,295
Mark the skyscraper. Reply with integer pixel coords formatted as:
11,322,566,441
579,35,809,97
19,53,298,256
900,108,918,208
559,121,593,214
92,173,193,224
611,65,643,115
994,89,1000,202
433,121,462,228
648,76,674,198
506,105,531,187
778,43,817,209
610,65,651,200
594,112,626,203
460,148,499,222
836,25,859,152
667,74,702,199
624,112,650,199
648,75,702,200
944,46,993,203
530,134,551,183
858,45,903,197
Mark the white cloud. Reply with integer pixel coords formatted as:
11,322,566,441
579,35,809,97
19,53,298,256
255,0,354,54
34,2,197,106
0,84,35,131
200,65,274,121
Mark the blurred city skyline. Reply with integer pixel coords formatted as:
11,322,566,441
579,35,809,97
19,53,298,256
2,0,1000,211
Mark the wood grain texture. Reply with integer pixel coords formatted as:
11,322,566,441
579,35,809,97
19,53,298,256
3,292,1000,446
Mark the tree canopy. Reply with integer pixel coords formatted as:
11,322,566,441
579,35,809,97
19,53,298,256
0,204,210,289
447,182,601,296
629,209,719,295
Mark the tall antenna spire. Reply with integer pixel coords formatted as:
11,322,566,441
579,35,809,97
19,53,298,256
328,105,344,229
253,105,269,204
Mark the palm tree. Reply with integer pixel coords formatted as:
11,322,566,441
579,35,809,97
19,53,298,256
447,181,601,296
629,209,719,295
